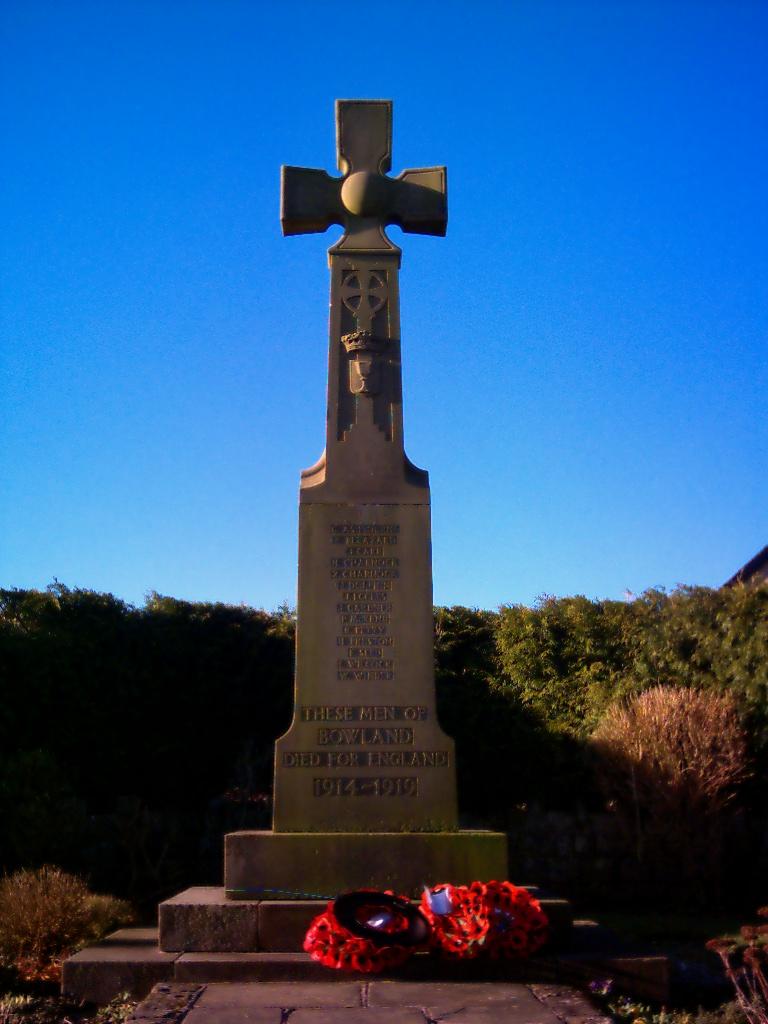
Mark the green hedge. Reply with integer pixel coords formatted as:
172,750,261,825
1,581,765,905
495,585,768,750
0,585,294,812
433,605,592,816
0,584,294,902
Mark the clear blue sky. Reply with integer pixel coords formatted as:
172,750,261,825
1,1,766,612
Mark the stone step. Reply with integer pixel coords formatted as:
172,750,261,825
158,886,574,953
62,922,670,1006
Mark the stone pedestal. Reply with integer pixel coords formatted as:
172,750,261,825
223,830,508,901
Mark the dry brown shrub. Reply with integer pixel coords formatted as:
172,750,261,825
0,866,133,982
590,685,751,899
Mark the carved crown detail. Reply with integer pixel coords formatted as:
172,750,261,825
341,330,389,355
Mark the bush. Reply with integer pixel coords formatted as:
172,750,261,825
591,989,746,1024
93,993,137,1023
0,867,133,982
0,995,34,1024
495,584,768,817
495,593,641,735
495,585,768,749
589,686,751,902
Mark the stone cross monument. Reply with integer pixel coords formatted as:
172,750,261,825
224,100,506,898
276,99,456,833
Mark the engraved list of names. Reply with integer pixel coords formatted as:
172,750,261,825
332,522,398,682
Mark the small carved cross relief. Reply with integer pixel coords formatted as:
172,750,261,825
341,270,387,331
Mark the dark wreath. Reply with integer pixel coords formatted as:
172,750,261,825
333,891,430,948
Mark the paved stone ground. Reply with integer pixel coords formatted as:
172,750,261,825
128,980,611,1024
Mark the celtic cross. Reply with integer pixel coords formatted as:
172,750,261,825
281,99,447,254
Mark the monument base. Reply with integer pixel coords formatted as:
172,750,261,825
224,830,508,900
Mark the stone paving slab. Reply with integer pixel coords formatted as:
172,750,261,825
193,981,364,1007
127,983,203,1022
289,1012,425,1024
422,1011,548,1023
183,1011,282,1024
368,980,550,1014
129,981,608,1024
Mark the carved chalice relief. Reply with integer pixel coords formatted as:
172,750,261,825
340,268,389,398
342,331,388,396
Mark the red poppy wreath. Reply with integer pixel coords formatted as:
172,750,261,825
420,881,549,959
303,890,429,974
303,882,549,972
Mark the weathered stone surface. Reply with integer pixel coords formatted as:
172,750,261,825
529,983,612,1024
61,929,177,1005
271,100,457,837
368,981,551,1014
224,830,508,901
158,887,259,952
183,1010,281,1024
127,982,203,1022
193,981,363,1007
289,1012,425,1024
128,981,605,1024
174,952,353,983
257,900,323,951
416,1010,551,1023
